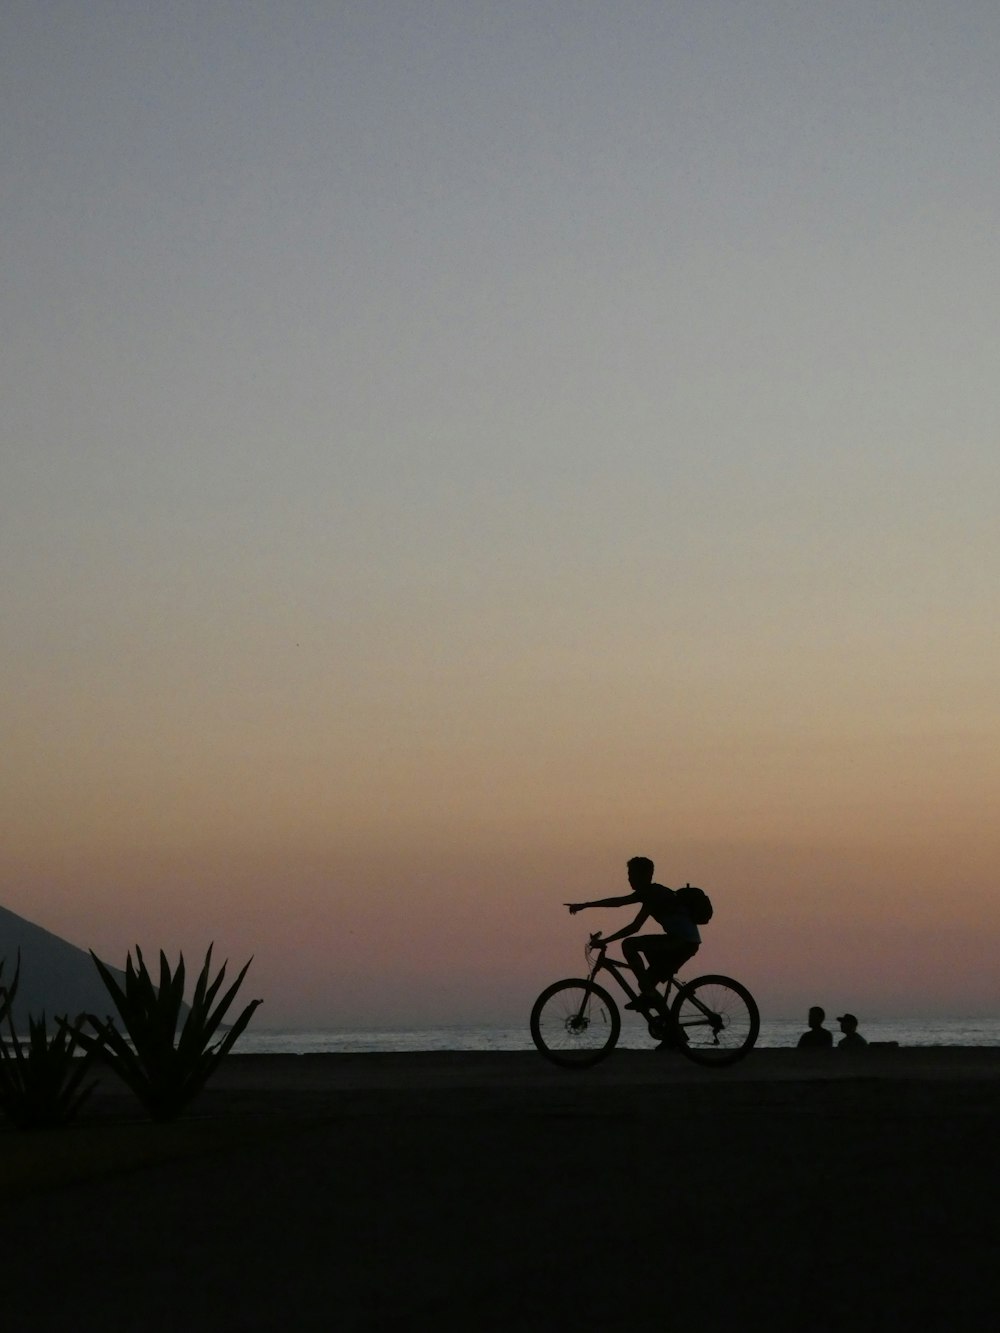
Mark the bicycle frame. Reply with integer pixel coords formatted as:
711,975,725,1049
585,944,724,1037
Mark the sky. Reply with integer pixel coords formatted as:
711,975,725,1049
3,2,999,1029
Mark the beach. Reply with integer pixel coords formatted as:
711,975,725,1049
4,1049,999,1330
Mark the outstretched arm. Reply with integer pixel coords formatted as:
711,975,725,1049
594,905,651,944
565,892,640,915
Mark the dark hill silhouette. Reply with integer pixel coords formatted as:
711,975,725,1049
0,904,133,1030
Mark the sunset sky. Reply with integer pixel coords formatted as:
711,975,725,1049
3,2,999,1029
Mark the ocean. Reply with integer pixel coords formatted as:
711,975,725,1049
235,1015,1000,1055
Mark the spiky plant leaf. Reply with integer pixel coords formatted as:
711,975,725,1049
155,948,185,1046
203,957,256,1035
88,952,140,1044
0,951,21,1026
189,943,215,1014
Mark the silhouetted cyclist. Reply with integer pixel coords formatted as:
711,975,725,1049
565,856,701,1010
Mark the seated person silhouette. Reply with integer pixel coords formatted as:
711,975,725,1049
837,1013,868,1050
564,856,700,1012
797,1005,833,1049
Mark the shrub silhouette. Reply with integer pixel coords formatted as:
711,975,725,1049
79,944,262,1121
0,1011,102,1129
0,952,104,1129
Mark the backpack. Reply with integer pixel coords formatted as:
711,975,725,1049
676,883,713,925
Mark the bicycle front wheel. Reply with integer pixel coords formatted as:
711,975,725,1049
670,974,760,1067
530,979,621,1068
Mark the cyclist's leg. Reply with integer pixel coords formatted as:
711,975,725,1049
621,935,661,1006
652,942,700,1041
660,940,699,981
644,937,697,982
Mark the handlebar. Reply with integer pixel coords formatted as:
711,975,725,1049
585,934,607,964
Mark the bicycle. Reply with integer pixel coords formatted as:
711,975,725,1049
530,936,760,1068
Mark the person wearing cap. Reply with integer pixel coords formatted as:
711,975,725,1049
836,1013,868,1050
797,1005,833,1049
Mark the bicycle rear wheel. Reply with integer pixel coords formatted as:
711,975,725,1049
530,979,621,1068
670,974,759,1067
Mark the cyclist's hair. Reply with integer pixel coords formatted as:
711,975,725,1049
627,856,654,879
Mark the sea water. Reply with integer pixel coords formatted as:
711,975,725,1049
235,1015,1000,1055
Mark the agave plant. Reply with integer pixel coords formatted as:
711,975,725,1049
0,1011,103,1129
79,944,262,1121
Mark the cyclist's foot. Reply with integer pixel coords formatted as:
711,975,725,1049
653,1020,689,1048
658,1030,689,1049
625,993,659,1012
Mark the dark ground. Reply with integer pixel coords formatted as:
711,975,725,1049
3,1051,999,1331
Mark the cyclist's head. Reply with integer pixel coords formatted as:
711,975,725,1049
808,1006,826,1027
627,856,654,887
